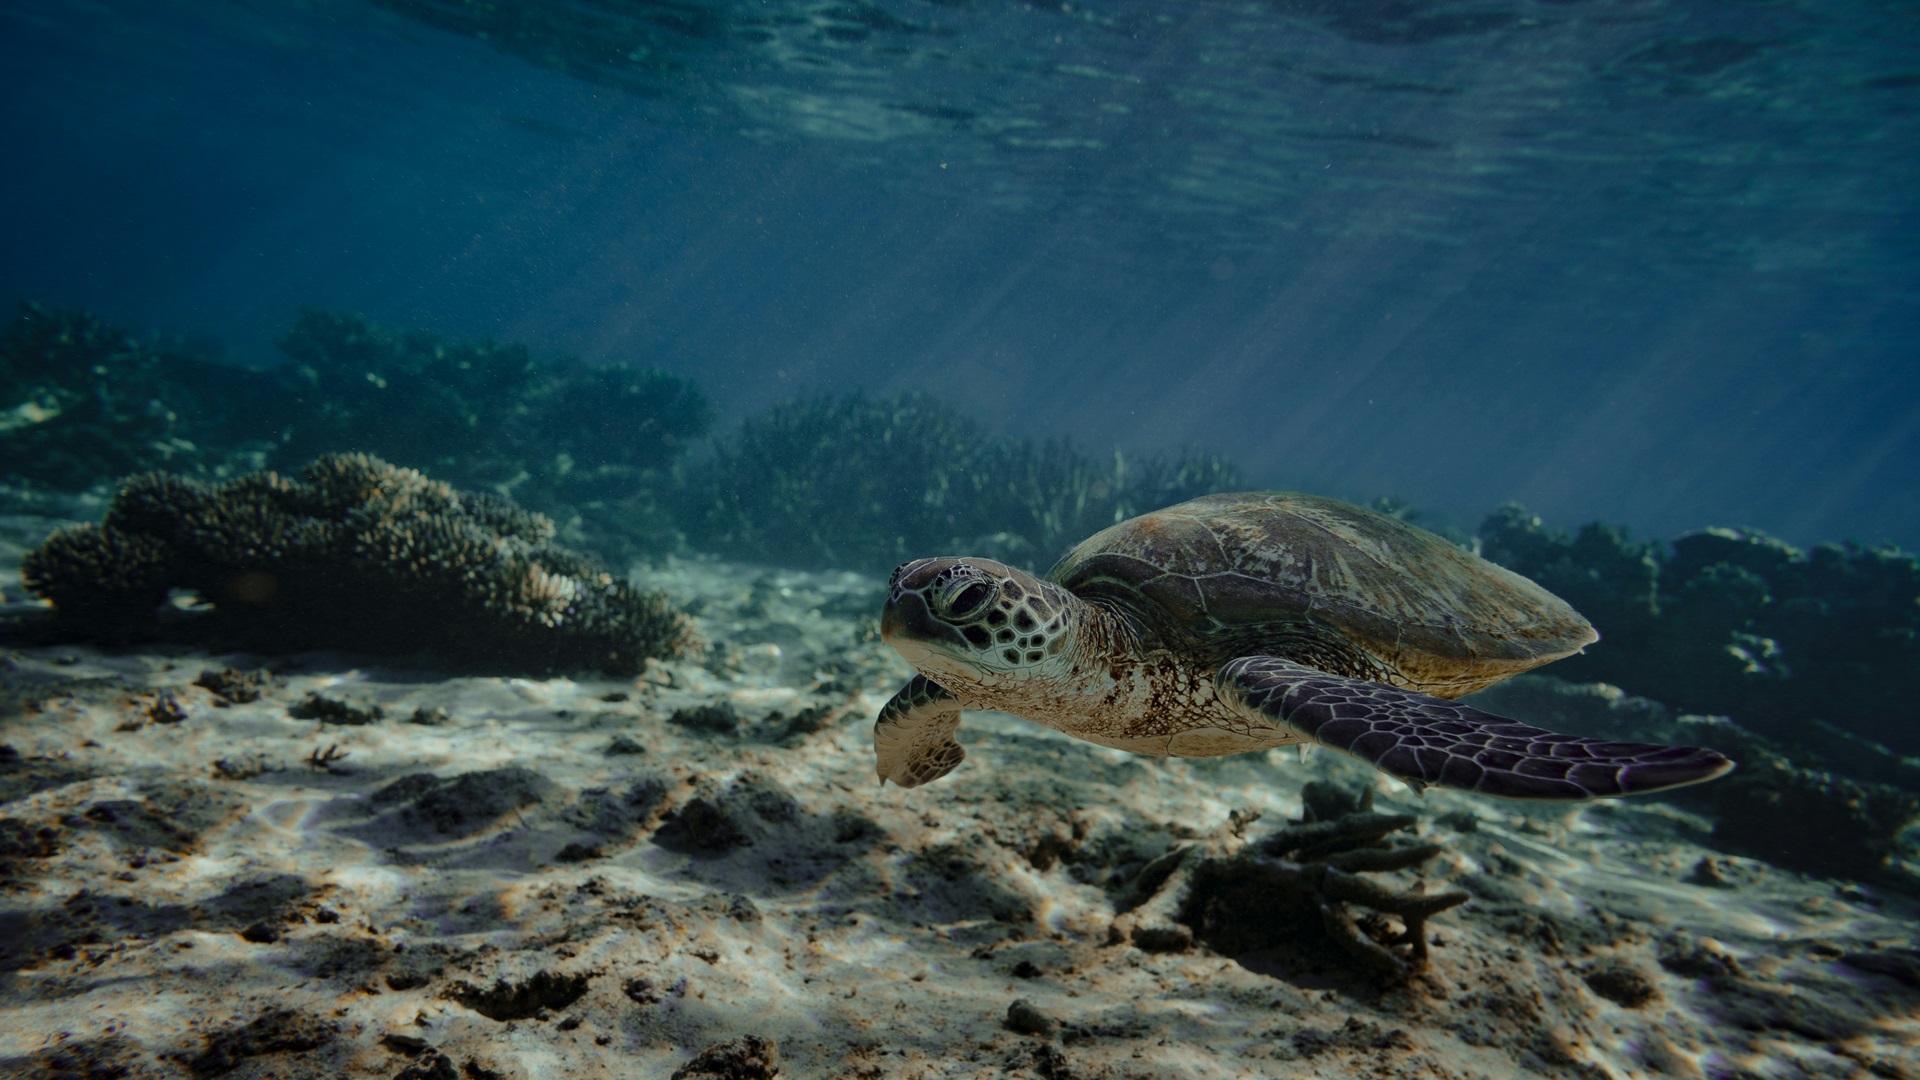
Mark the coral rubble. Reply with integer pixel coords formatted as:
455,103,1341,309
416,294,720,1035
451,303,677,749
18,453,695,674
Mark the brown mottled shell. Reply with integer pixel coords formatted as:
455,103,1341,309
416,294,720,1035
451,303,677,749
1046,492,1598,697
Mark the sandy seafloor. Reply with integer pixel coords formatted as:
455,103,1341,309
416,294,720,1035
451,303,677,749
0,524,1916,1080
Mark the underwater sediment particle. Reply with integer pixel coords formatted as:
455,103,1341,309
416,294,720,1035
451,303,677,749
18,453,697,675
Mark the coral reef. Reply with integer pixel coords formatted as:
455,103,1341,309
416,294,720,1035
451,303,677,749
1468,675,1920,887
275,311,711,503
677,391,1239,572
18,454,696,674
1479,505,1920,754
1113,784,1468,982
1,304,713,565
0,303,278,490
273,309,546,483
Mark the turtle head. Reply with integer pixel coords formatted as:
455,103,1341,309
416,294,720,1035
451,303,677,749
883,557,1077,689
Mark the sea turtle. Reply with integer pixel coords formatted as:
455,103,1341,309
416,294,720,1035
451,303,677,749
874,492,1732,800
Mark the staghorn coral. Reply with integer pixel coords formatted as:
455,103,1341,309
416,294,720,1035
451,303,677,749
19,454,696,675
1114,785,1468,982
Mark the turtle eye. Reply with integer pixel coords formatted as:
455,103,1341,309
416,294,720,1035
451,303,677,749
940,580,996,621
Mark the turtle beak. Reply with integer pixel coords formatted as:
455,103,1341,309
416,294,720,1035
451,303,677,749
881,587,934,645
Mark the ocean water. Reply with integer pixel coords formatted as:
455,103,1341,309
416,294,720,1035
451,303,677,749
2,1,1919,1077
4,0,1917,545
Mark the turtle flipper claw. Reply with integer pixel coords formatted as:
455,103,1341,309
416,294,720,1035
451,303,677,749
1218,657,1734,801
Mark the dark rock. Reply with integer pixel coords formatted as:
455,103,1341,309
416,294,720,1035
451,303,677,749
289,692,384,726
766,704,834,740
654,798,747,853
1005,998,1058,1037
1291,1016,1415,1057
188,1007,333,1076
1299,780,1372,823
379,1033,431,1055
393,1052,459,1080
623,976,662,1004
1839,946,1920,988
604,734,647,755
1583,960,1661,1007
670,1034,779,1080
386,970,432,991
1709,753,1918,884
193,667,275,704
669,703,739,735
446,970,592,1021
1130,924,1192,952
1478,506,1919,755
146,691,189,724
1658,933,1745,980
368,767,554,839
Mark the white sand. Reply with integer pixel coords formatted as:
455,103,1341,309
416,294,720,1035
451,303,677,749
1,551,1916,1079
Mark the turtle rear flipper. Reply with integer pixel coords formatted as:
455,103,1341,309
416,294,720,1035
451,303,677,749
1218,656,1734,801
874,674,967,788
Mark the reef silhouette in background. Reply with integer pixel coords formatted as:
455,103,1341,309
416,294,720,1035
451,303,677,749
3,300,1916,758
674,391,1242,571
1481,506,1920,756
18,453,697,675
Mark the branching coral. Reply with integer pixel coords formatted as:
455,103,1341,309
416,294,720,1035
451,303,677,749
1192,810,1470,979
1114,786,1468,981
20,453,697,674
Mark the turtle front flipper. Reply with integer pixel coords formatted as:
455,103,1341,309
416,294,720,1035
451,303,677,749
874,675,967,788
1217,657,1733,801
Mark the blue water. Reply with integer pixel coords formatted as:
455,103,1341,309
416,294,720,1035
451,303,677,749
2,0,1916,547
